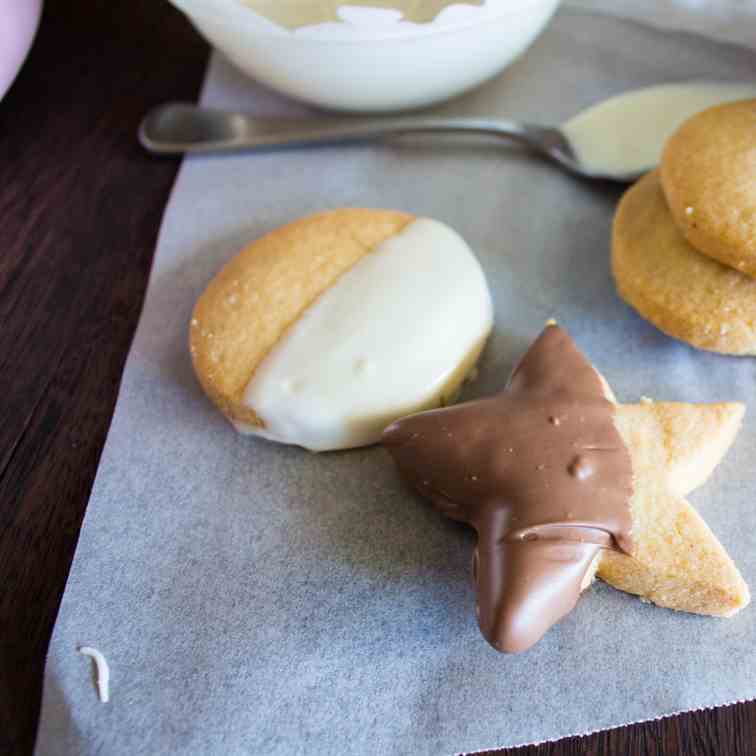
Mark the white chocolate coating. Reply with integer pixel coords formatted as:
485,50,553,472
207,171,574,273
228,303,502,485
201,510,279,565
563,82,756,177
236,218,493,451
78,646,110,703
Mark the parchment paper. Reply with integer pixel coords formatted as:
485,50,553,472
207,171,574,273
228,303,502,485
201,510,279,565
570,1,756,49
35,11,756,755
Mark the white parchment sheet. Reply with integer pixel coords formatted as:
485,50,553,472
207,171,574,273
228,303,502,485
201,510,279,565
35,10,756,755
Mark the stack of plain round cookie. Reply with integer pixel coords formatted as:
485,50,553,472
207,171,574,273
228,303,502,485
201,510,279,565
612,99,756,355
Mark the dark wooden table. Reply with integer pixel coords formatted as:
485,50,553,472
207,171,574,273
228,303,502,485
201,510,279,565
1,2,753,754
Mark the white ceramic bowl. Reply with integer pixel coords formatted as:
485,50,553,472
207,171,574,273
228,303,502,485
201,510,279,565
169,0,561,112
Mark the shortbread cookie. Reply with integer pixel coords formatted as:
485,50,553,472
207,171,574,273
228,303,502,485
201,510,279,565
661,99,756,275
191,209,493,451
384,323,748,653
601,399,746,616
612,171,756,355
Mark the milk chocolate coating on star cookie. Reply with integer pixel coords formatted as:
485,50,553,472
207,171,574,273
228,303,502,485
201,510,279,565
383,325,634,652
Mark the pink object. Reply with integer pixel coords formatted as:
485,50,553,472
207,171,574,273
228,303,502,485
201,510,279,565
0,0,42,101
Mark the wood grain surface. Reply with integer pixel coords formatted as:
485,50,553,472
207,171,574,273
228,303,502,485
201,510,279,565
0,1,753,754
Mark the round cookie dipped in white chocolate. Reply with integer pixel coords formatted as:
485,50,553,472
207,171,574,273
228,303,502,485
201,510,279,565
190,210,493,451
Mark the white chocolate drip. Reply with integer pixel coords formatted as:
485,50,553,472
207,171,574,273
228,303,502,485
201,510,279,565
562,81,756,176
79,646,110,703
237,218,493,451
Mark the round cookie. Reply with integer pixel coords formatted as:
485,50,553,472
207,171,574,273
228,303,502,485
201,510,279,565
191,209,493,451
612,171,756,355
661,99,756,276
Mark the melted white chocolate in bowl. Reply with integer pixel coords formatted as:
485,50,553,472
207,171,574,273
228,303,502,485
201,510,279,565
236,218,493,451
238,0,484,29
563,82,756,177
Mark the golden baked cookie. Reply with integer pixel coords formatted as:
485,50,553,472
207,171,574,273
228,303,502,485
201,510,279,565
661,99,756,275
191,209,412,426
190,209,493,451
383,323,749,653
600,399,748,617
612,171,756,355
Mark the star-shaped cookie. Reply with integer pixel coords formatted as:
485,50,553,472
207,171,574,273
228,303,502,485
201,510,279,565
383,323,749,652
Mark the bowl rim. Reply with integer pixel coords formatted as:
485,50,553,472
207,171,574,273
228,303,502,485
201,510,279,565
178,0,559,46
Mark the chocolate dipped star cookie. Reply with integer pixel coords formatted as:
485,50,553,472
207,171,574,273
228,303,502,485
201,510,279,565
383,323,749,652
